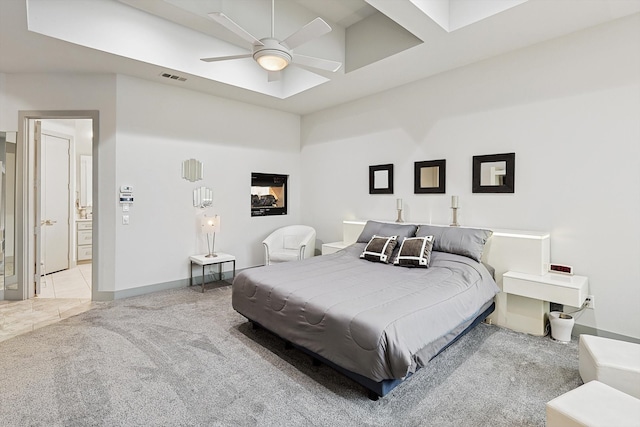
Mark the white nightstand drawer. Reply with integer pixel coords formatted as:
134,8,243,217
503,271,588,308
78,245,92,261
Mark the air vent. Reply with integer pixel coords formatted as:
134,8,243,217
159,72,187,82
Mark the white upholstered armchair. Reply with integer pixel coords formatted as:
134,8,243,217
262,225,316,265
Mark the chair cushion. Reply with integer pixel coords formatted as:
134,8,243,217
579,334,640,399
269,250,300,263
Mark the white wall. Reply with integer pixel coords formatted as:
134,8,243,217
0,73,118,293
114,75,301,291
0,73,301,295
300,15,640,339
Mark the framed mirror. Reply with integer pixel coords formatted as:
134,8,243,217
193,186,213,208
79,155,92,207
182,158,203,182
0,131,17,293
369,164,394,194
414,159,446,194
472,153,515,193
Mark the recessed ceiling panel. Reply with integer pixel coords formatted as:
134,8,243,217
409,0,529,32
346,12,423,72
26,0,334,98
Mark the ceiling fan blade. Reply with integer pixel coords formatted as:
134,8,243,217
267,71,282,82
207,12,264,46
281,17,331,50
200,53,252,63
293,54,342,72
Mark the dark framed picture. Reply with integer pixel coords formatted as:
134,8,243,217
369,164,394,194
472,153,515,193
414,159,446,194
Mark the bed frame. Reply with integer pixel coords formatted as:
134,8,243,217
249,301,495,400
245,220,550,399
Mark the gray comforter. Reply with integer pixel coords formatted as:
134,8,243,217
232,243,499,382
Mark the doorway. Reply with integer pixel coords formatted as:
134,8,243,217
38,120,92,300
6,111,99,302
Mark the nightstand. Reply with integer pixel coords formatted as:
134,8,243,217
502,271,588,335
503,271,588,307
321,241,348,255
189,253,236,293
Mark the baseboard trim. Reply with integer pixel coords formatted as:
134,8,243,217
91,271,240,302
573,324,640,344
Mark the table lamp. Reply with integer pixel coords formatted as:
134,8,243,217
201,214,220,257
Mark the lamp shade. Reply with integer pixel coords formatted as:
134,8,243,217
201,214,220,234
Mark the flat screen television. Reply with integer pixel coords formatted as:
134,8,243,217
251,173,288,217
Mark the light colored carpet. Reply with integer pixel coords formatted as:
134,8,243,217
0,285,581,426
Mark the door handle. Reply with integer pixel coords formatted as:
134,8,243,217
41,219,57,226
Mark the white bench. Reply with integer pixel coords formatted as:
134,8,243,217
546,380,640,427
579,334,640,399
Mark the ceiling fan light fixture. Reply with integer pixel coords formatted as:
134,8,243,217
203,10,341,75
255,49,291,71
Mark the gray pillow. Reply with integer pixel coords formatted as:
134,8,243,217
360,235,398,264
357,221,418,244
415,225,492,262
394,236,434,268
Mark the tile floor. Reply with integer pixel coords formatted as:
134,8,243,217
39,263,92,300
0,263,96,343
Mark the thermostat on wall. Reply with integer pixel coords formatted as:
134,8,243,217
549,264,573,275
119,184,134,204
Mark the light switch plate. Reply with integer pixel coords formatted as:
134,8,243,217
122,215,129,225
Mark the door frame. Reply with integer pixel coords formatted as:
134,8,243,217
8,110,99,301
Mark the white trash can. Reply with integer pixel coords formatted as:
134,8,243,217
549,311,575,343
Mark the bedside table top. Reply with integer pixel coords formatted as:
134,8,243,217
503,271,588,289
190,253,235,265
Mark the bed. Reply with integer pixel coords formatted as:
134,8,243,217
232,221,500,399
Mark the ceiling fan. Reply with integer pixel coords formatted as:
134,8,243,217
201,0,342,80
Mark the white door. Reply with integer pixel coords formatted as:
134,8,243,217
40,132,70,277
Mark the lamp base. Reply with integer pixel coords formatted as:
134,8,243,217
450,207,460,227
395,209,404,223
205,232,217,258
